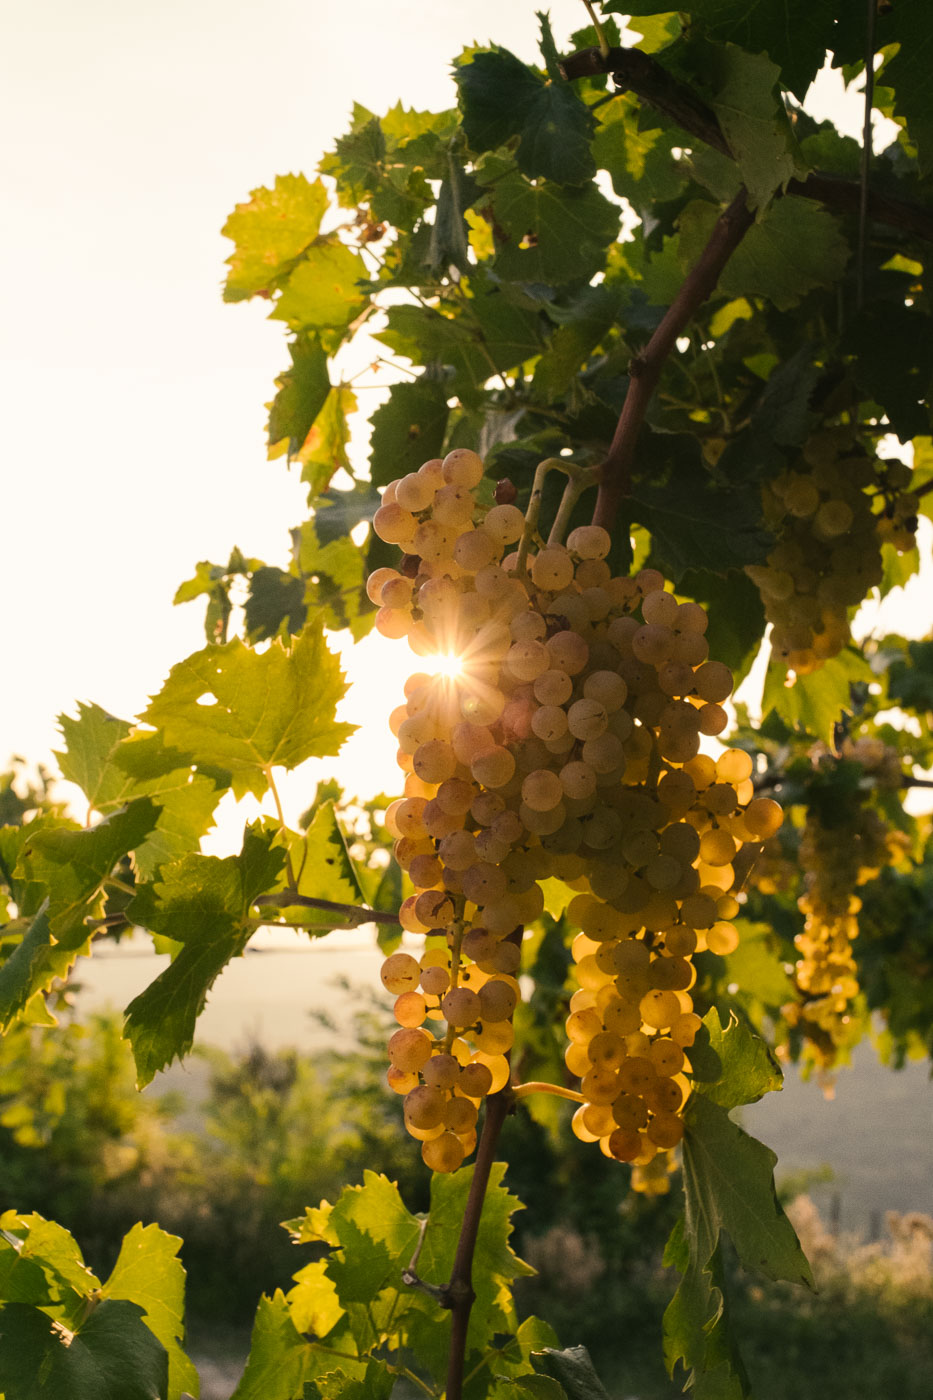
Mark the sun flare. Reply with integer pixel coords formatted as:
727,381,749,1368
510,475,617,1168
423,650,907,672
427,652,464,680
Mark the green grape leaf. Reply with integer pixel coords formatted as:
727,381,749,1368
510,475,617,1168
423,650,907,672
286,1260,344,1339
722,922,796,1012
690,1007,783,1110
626,0,840,100
0,1300,168,1400
326,1172,421,1273
664,1095,811,1394
763,647,873,743
241,566,306,642
296,522,368,636
0,905,90,1033
376,296,542,403
325,1220,395,1307
746,345,821,449
592,95,686,206
53,707,225,877
884,0,933,175
124,826,286,1085
708,45,800,209
418,1164,533,1351
683,1097,812,1287
679,197,849,312
272,243,368,333
489,173,620,285
456,47,596,185
267,336,331,461
276,801,367,932
15,800,159,949
231,1291,316,1400
54,703,133,811
0,1213,100,1325
495,1377,566,1400
102,1223,197,1400
303,1359,393,1400
843,301,933,442
141,627,354,801
629,432,772,579
532,285,626,401
534,1345,610,1399
368,380,451,487
223,174,329,301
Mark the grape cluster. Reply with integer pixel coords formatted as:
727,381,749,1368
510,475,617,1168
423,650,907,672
370,449,782,1175
784,743,907,1065
745,430,917,676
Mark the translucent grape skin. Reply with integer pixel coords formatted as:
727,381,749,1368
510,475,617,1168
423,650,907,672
368,450,781,1181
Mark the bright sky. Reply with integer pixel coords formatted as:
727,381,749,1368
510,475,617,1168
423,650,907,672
1,2,926,842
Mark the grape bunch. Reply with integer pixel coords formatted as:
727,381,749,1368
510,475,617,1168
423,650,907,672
745,429,917,676
784,742,907,1065
369,448,782,1174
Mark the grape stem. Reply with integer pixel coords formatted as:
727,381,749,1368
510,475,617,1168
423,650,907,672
512,1081,586,1104
547,464,598,546
591,187,754,532
516,457,559,576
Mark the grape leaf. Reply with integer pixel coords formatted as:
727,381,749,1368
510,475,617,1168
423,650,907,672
707,45,800,209
286,1260,344,1338
679,197,849,312
534,1345,610,1399
103,1224,197,1400
54,703,133,811
684,1097,812,1287
368,380,451,486
267,335,331,461
0,905,90,1033
762,646,873,743
123,825,286,1086
141,626,355,801
489,173,620,285
0,1300,168,1400
843,301,933,442
887,638,933,714
298,385,358,498
276,801,367,931
664,1093,811,1395
376,296,542,403
302,1359,393,1400
417,1164,534,1351
722,922,796,1012
271,243,368,334
592,95,686,207
456,47,596,185
15,800,159,949
690,1007,783,1109
54,707,224,878
617,0,840,100
629,432,772,579
884,0,933,175
223,174,329,302
230,1292,316,1400
0,1213,100,1325
532,285,626,401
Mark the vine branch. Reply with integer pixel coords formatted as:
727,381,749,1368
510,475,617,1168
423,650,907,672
560,46,933,245
251,893,400,926
444,1088,511,1400
591,187,755,531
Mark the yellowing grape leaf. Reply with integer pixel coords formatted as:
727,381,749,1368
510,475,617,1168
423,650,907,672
141,625,355,801
223,174,329,301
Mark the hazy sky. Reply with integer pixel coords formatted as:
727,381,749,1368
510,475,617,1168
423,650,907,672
1,2,923,836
